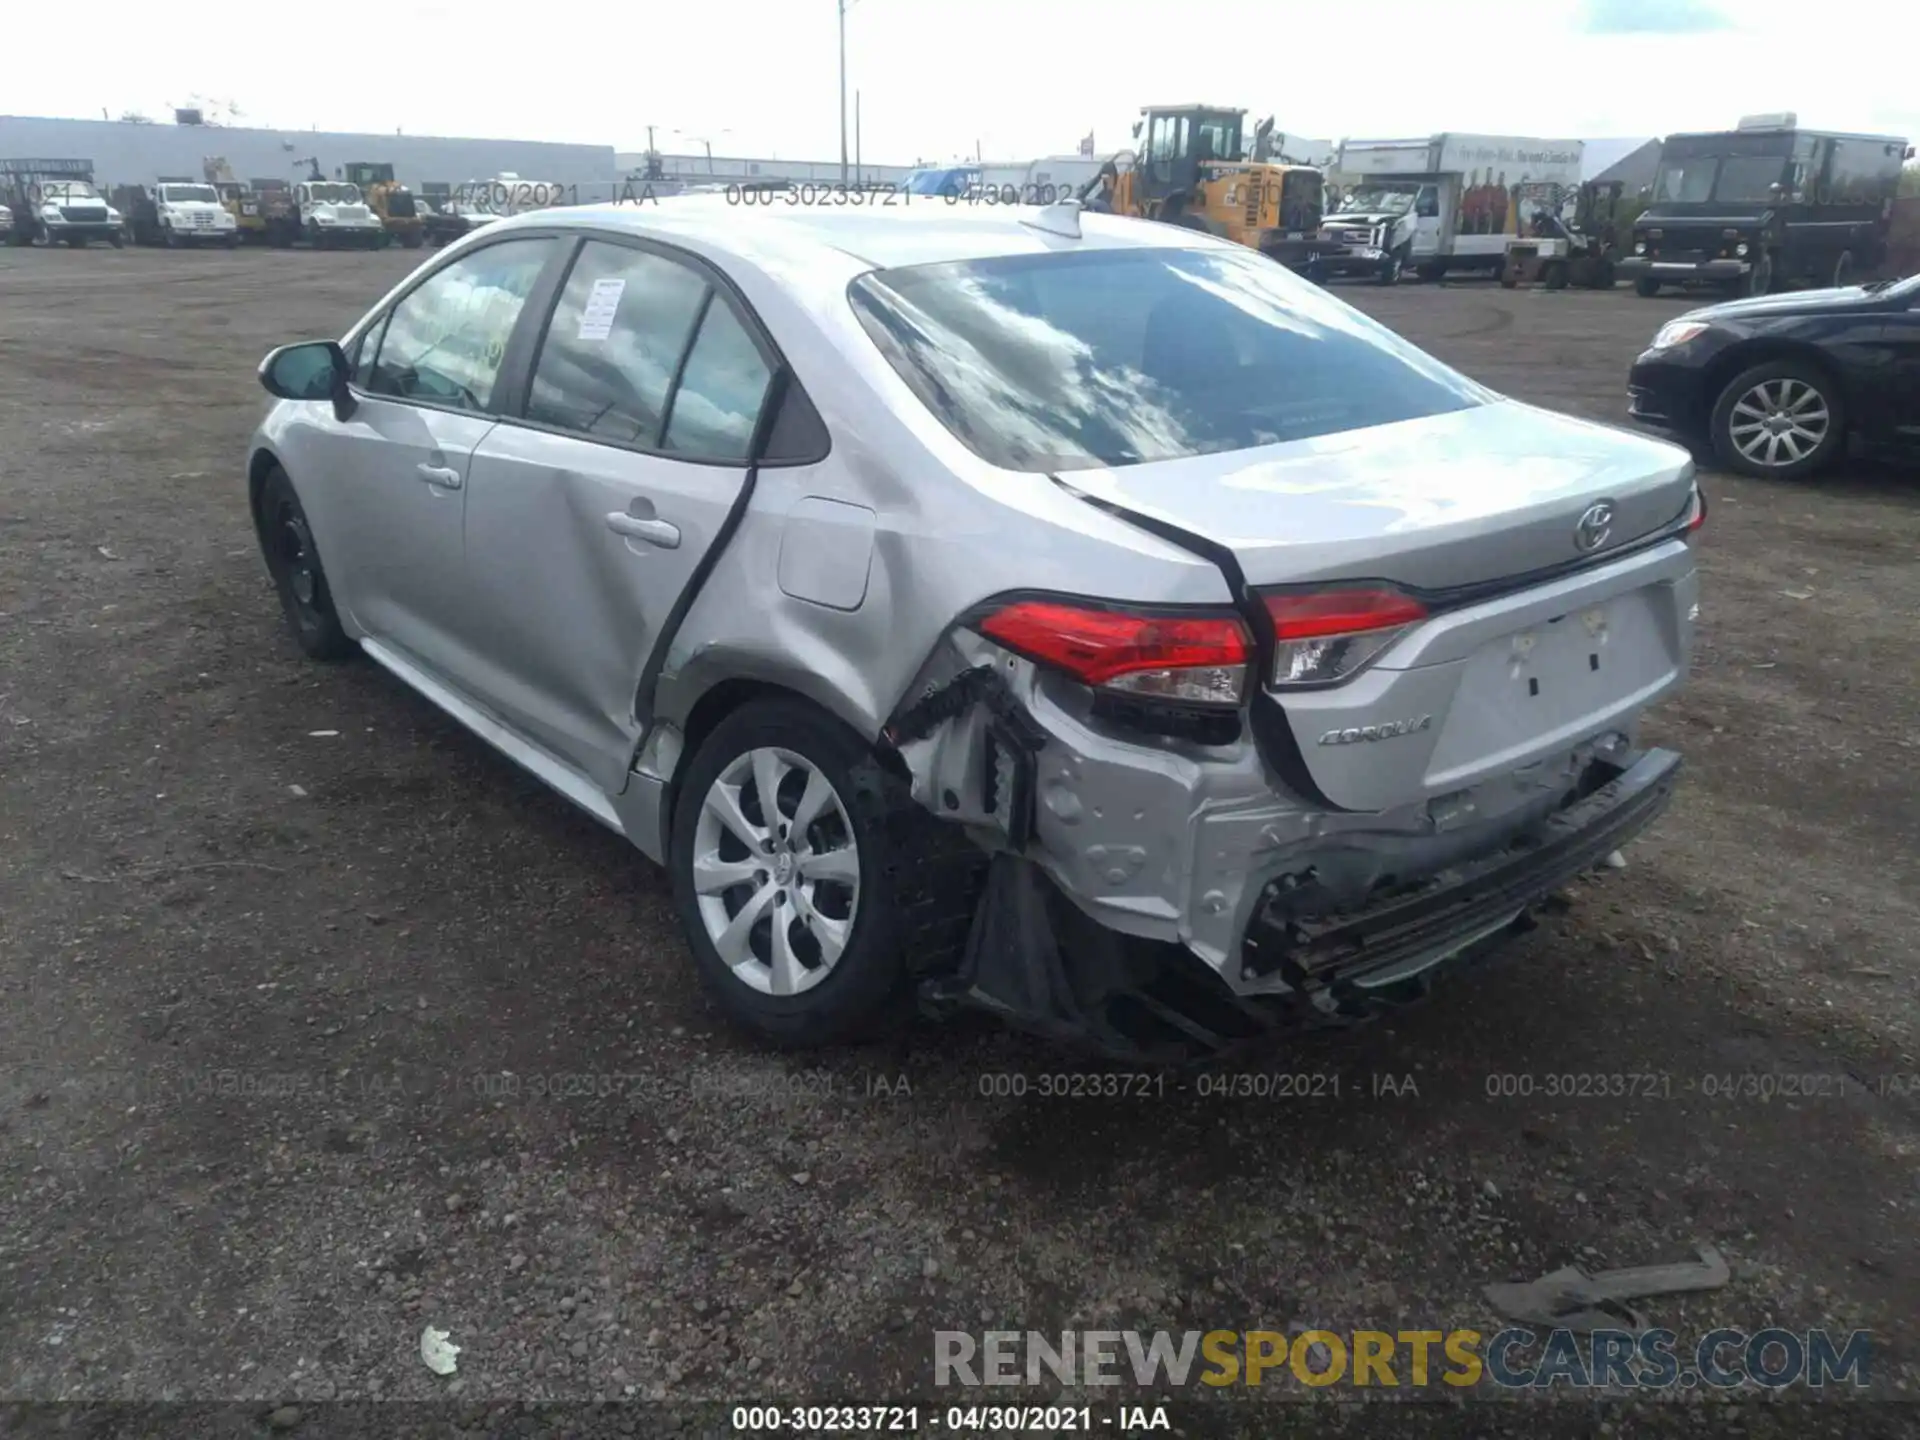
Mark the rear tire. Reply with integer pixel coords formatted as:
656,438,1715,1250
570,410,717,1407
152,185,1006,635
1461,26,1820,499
1415,260,1446,283
1635,277,1661,297
256,466,355,661
1709,360,1846,480
669,699,920,1049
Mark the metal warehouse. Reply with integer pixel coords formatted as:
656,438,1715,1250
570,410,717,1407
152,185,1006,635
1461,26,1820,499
0,114,618,191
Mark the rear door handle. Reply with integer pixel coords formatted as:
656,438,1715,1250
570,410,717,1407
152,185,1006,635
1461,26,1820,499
605,512,681,549
416,463,463,490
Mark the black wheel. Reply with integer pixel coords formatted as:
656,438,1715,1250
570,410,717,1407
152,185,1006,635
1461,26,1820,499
1743,250,1775,297
670,699,926,1049
1635,277,1661,298
1376,246,1405,285
1542,260,1569,291
257,466,355,660
225,233,240,249
1415,260,1446,283
109,230,124,249
162,223,179,249
1710,360,1846,480
64,234,86,248
1831,250,1855,289
401,230,423,249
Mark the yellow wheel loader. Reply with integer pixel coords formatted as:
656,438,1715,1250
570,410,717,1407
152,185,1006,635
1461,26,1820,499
1079,105,1346,277
344,162,425,249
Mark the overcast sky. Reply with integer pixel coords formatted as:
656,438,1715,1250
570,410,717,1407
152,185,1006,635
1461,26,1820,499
8,0,1914,163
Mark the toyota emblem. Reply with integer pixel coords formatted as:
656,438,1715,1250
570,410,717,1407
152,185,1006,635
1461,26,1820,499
1574,500,1615,553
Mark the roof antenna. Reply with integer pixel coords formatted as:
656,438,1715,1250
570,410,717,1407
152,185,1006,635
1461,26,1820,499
1021,197,1083,240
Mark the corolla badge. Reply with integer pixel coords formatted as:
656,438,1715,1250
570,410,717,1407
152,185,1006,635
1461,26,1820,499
1574,500,1616,553
1319,716,1433,745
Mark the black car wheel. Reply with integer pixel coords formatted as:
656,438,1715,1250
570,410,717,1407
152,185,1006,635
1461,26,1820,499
257,466,355,660
669,699,918,1049
1376,246,1405,285
1710,361,1846,480
1635,277,1662,297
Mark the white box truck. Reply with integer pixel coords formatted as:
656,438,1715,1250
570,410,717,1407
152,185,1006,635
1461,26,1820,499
1320,133,1583,281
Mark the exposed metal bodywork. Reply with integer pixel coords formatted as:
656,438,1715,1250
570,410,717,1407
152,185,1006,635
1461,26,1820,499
248,199,1700,1056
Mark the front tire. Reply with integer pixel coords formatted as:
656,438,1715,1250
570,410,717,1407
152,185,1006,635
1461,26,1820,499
670,700,916,1049
1710,360,1846,480
1743,250,1775,297
257,466,355,660
1635,277,1661,297
1376,246,1405,285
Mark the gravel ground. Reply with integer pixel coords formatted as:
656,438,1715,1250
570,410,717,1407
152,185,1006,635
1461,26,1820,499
1,245,1916,1437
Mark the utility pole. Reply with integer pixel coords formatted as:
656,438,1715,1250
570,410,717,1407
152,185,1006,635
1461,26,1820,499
855,90,862,184
837,0,850,183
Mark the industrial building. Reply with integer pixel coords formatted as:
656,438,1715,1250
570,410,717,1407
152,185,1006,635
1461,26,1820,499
0,114,618,191
617,151,915,185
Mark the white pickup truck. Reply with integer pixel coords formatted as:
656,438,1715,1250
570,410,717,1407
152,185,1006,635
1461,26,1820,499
1320,133,1584,282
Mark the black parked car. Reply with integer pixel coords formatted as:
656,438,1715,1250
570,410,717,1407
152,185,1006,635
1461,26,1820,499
1627,272,1920,479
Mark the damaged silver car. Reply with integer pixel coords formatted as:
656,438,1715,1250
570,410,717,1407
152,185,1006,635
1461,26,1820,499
247,198,1703,1061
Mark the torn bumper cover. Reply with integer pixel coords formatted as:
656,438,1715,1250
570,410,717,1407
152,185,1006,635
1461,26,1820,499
924,747,1682,1063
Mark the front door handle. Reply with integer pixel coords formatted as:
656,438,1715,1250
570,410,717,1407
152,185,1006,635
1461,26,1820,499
605,512,681,549
416,463,463,490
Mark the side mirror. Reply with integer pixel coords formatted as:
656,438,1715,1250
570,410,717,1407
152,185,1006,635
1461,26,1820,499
259,340,355,421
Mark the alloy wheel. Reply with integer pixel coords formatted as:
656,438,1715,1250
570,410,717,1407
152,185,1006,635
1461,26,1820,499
691,747,860,997
1727,378,1830,469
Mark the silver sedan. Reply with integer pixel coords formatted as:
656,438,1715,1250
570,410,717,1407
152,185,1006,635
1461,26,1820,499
249,197,1702,1061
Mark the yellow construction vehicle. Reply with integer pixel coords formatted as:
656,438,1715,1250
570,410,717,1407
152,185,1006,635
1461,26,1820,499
343,161,425,248
1080,105,1345,275
203,156,267,243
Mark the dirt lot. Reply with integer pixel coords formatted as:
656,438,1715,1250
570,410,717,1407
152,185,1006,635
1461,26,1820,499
2,246,1917,1436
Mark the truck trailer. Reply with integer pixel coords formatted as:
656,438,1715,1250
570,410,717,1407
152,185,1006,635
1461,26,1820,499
1319,133,1584,281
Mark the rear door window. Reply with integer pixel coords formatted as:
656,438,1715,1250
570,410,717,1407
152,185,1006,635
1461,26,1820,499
661,300,773,461
526,240,710,446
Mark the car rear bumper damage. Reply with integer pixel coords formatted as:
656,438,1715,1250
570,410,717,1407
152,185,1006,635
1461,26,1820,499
924,746,1681,1063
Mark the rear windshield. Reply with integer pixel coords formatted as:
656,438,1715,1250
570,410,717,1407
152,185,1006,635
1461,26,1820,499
849,246,1488,472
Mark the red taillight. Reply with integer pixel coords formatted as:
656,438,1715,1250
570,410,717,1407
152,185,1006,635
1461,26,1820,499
1263,587,1428,686
1264,588,1429,640
978,600,1252,706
